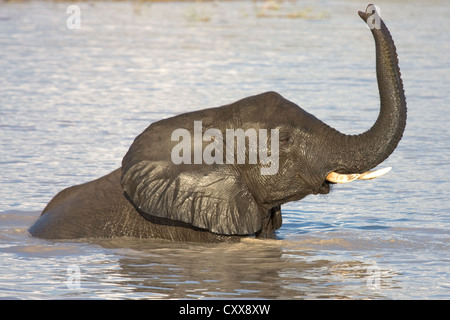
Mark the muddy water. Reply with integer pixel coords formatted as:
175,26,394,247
0,211,416,299
1,0,449,299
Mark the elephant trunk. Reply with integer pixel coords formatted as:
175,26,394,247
325,5,407,176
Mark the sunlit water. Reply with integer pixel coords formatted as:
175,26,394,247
1,0,449,299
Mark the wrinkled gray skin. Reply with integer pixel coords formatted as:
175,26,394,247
29,5,407,242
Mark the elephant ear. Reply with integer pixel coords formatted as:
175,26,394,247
120,160,262,235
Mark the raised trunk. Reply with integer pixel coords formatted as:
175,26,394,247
326,6,407,174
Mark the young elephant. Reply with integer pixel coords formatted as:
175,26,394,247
29,5,406,242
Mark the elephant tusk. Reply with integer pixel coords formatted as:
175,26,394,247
326,172,361,184
326,167,392,184
358,167,392,180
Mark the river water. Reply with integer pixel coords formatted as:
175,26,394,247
0,0,449,299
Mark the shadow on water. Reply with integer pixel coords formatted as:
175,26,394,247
85,238,380,299
77,229,401,299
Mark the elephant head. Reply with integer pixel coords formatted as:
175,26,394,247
120,4,406,238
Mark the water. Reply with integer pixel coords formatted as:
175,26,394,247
0,0,449,299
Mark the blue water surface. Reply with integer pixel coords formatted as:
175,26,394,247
0,0,449,299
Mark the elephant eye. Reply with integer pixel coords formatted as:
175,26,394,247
279,132,291,146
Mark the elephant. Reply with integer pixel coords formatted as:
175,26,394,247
29,4,407,242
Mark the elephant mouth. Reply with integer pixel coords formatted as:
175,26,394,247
315,180,331,195
295,173,331,196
